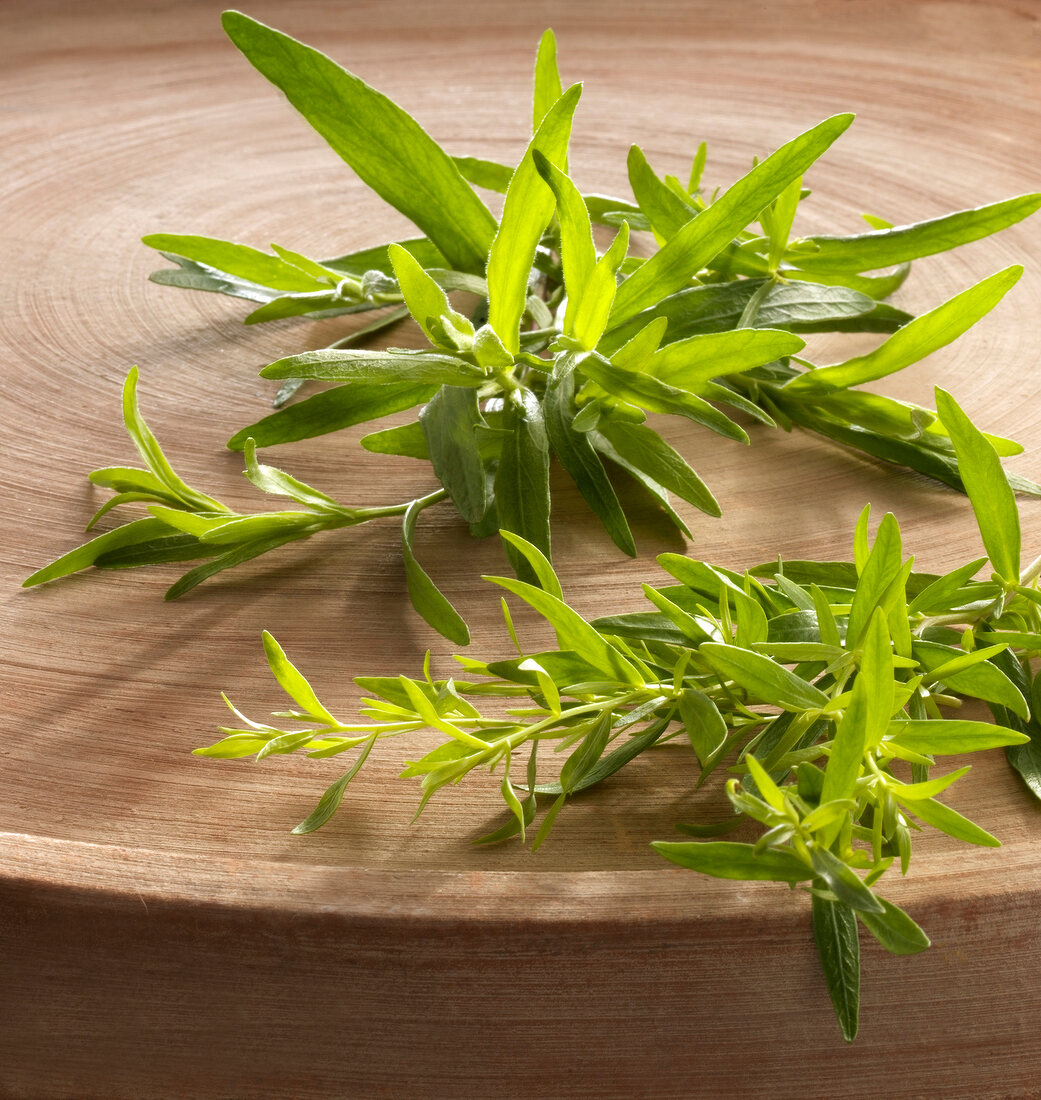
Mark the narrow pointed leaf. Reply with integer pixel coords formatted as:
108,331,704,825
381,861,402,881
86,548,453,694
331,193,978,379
487,85,582,353
402,497,470,646
221,11,496,273
935,386,1021,583
608,114,854,326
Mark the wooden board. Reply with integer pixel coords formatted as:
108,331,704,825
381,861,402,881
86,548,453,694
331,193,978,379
2,1,1040,1095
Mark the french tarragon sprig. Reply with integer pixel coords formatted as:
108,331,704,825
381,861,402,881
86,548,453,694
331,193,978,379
197,387,1041,1041
25,13,1041,645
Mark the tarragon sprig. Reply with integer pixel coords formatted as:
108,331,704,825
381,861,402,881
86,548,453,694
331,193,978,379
199,387,1041,1040
28,13,1041,642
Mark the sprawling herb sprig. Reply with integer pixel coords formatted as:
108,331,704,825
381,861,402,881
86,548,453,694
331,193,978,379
201,387,1041,1040
26,13,1041,643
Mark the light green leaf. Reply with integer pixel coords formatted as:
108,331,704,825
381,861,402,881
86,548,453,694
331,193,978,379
644,327,805,391
608,114,854,326
388,243,474,349
678,689,729,766
626,145,695,240
497,531,563,601
896,795,1001,847
783,267,1022,396
578,351,748,443
886,719,1028,753
484,575,643,686
261,631,337,725
652,840,812,883
935,387,1021,583
534,153,596,337
487,85,582,353
571,223,630,349
795,193,1041,273
23,517,178,588
291,737,377,834
700,643,829,711
359,420,429,460
532,28,562,131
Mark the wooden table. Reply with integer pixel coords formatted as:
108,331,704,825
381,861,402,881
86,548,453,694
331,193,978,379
3,1,1040,1095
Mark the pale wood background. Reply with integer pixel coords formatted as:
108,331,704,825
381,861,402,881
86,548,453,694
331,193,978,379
2,0,1040,1095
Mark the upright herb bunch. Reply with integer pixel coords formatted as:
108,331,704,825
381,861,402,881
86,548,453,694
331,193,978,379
200,387,1041,1040
26,12,1041,642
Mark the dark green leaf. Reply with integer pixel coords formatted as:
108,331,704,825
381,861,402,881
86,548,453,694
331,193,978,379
229,380,437,450
602,278,889,352
495,386,552,579
544,357,636,555
857,897,930,955
810,847,884,914
812,893,860,1042
420,387,490,524
796,193,1041,273
259,348,485,387
596,420,720,516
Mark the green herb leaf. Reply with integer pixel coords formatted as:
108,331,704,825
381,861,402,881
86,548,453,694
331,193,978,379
259,348,486,387
402,495,470,645
783,267,1022,397
608,114,854,326
700,643,829,711
487,85,582,353
596,420,720,516
221,11,496,274
495,386,552,578
420,387,490,524
544,357,636,555
857,897,930,955
812,893,860,1042
652,840,812,883
228,380,437,450
935,387,1021,583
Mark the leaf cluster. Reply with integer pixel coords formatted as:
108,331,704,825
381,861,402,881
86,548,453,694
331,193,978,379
199,386,1041,1040
30,13,1041,645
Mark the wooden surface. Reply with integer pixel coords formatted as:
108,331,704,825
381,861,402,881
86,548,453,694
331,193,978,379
2,1,1041,1095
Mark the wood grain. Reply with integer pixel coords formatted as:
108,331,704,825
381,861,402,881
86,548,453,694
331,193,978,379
2,1,1040,1095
